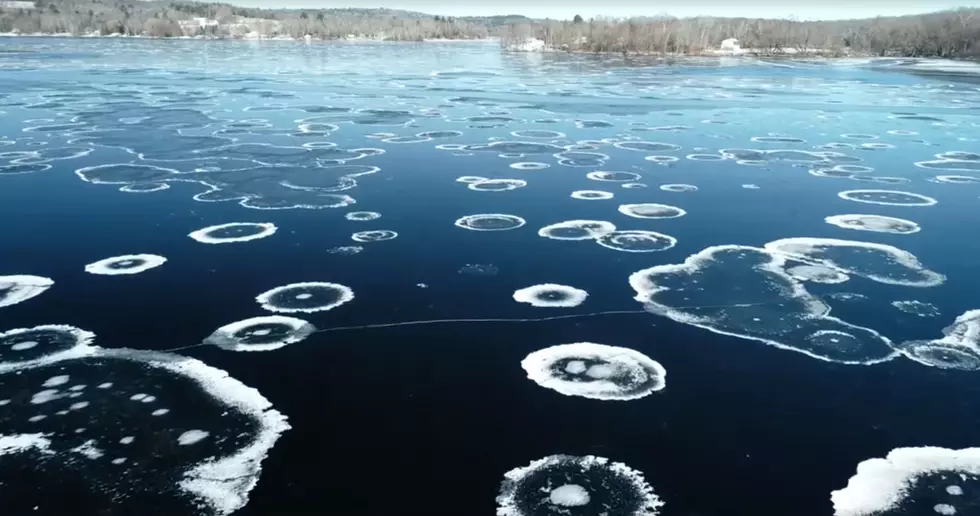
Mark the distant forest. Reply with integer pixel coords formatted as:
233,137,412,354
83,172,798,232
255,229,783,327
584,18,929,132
504,9,980,58
0,0,977,59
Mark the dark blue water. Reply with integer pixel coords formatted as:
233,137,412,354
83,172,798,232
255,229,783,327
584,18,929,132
2,38,980,516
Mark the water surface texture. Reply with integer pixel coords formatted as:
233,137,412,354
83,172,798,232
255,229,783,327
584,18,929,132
2,39,980,516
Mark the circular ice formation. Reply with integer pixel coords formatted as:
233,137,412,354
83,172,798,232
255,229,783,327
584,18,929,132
686,153,725,161
571,190,614,200
119,182,170,193
898,309,980,370
512,129,565,139
618,203,686,220
0,275,54,309
255,282,354,314
455,175,487,183
785,264,850,284
513,284,588,308
538,220,616,241
344,211,381,221
623,183,647,188
351,230,398,242
521,342,666,400
327,245,363,255
838,190,937,207
892,300,941,318
83,254,166,276
468,179,527,192
825,214,921,235
203,315,316,352
933,175,980,184
587,171,642,182
644,155,680,165
831,447,980,516
597,231,677,253
0,325,95,373
497,454,663,516
765,237,944,288
454,214,526,231
509,162,549,170
660,184,698,192
188,222,278,244
614,141,681,153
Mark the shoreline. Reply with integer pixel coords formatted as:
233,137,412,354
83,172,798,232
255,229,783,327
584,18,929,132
1,33,975,65
0,32,497,43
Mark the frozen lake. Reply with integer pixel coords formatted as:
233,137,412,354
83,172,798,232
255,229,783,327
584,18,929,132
2,38,980,516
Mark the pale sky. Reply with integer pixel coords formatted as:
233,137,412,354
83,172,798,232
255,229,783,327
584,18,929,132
225,0,977,21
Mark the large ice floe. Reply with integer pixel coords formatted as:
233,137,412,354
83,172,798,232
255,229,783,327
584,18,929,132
0,275,54,308
497,454,664,516
831,446,980,516
521,343,666,400
0,324,287,515
763,238,944,287
897,310,980,370
627,237,948,364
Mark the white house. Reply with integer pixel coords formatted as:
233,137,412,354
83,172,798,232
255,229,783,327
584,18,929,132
720,38,740,52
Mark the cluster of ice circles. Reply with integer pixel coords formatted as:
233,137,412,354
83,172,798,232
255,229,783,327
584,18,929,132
521,342,666,400
629,243,900,364
255,282,354,314
831,446,980,516
203,315,316,352
454,214,526,231
513,284,588,308
188,222,278,244
497,454,664,516
83,254,167,276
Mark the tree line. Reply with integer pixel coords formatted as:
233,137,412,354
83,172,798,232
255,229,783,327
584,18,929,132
502,9,980,58
0,0,977,59
0,1,492,40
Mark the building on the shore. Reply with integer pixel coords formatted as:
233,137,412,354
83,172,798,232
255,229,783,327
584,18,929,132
720,38,741,53
178,17,219,34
